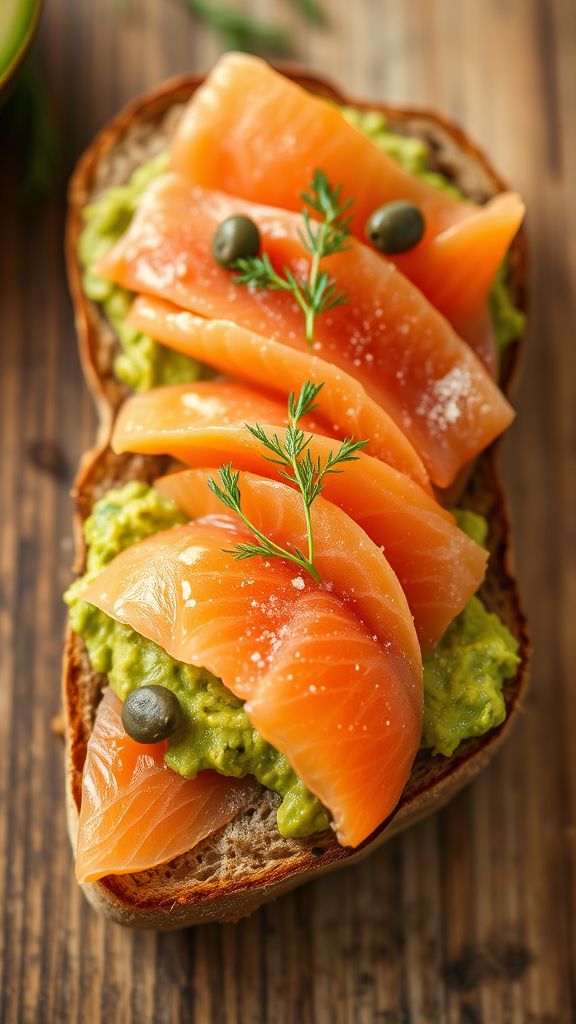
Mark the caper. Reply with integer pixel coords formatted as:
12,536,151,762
365,201,425,254
122,685,183,744
212,215,261,268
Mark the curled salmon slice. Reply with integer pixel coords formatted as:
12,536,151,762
112,381,487,651
112,377,327,436
395,192,525,372
79,511,422,847
127,296,431,490
169,52,524,353
76,688,259,884
97,175,514,487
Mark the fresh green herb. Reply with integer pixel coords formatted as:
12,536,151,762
117,0,327,48
285,0,327,27
232,169,352,345
180,0,292,53
208,381,367,583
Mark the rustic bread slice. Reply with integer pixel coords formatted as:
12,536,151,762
64,69,530,929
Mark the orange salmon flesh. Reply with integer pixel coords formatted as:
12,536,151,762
112,380,487,652
170,52,524,358
98,175,515,487
76,689,260,883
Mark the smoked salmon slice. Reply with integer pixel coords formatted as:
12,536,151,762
127,297,431,490
394,192,524,371
79,507,423,847
97,175,514,487
169,53,524,344
110,377,328,436
76,688,259,883
111,382,487,651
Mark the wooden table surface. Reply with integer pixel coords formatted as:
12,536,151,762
1,1,575,1021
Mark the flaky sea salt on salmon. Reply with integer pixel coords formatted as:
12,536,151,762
97,175,514,487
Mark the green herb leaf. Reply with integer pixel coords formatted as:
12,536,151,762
231,169,353,345
117,0,325,42
285,0,327,26
208,381,368,582
181,0,292,54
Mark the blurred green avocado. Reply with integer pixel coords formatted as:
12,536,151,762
0,0,42,95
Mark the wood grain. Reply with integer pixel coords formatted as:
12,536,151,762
0,0,574,1021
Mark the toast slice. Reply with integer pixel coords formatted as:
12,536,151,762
64,68,530,929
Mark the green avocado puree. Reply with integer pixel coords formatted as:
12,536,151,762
66,483,520,837
79,155,202,391
421,506,519,756
422,597,519,756
65,482,330,839
342,107,463,198
490,259,526,356
451,507,489,549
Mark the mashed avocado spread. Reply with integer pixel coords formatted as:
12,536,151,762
422,595,518,756
66,483,520,837
422,507,519,755
79,155,203,391
490,260,526,356
79,107,524,390
342,108,463,198
452,507,489,548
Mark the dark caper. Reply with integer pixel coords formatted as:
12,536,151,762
122,685,183,744
365,201,425,254
212,215,261,268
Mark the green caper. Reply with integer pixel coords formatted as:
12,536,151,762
365,201,425,254
212,215,261,268
122,685,183,744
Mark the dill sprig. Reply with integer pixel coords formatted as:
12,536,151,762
208,381,367,583
232,169,353,345
286,0,327,26
115,1,328,52
181,0,292,53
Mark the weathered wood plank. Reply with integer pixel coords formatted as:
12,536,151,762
0,0,574,1021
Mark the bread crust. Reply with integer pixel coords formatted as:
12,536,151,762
64,67,530,929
